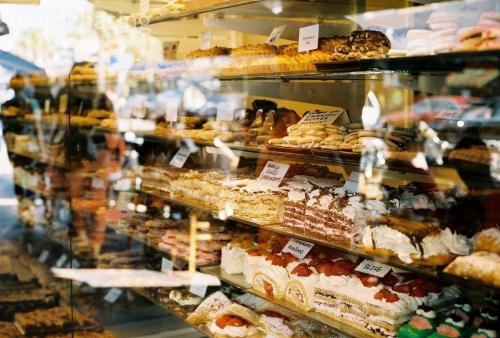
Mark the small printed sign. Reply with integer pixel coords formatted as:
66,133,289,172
267,25,286,45
166,101,179,122
298,24,319,52
163,41,179,60
282,238,314,259
38,250,49,263
44,99,51,114
161,258,174,273
189,274,208,298
104,288,123,303
343,171,360,194
59,94,68,114
91,177,105,189
70,259,80,269
257,161,290,189
200,31,212,50
55,254,68,268
216,101,234,121
298,109,344,125
355,259,392,278
170,147,190,168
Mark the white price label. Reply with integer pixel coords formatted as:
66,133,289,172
298,109,344,125
298,24,319,53
170,147,190,168
216,101,234,121
69,259,80,269
267,25,286,45
38,250,49,263
59,94,68,114
355,259,392,278
104,288,123,303
343,171,360,194
257,161,290,189
163,41,179,60
91,177,105,189
200,31,212,50
189,274,208,298
161,258,174,273
282,238,314,259
166,101,179,122
55,254,67,268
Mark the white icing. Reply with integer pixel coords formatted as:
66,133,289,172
319,195,334,210
445,317,464,327
420,228,471,259
417,308,437,318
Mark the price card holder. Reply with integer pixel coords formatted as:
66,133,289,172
38,250,49,263
161,257,174,273
166,101,179,122
343,171,360,194
257,161,290,189
216,101,234,121
55,254,67,268
298,24,319,53
104,288,123,303
170,147,190,168
282,238,314,259
200,31,212,50
298,109,344,125
189,273,208,298
267,25,286,45
354,259,392,278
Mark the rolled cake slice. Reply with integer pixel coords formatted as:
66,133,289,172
284,263,318,312
253,267,289,300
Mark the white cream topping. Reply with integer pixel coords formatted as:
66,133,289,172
362,226,420,263
209,321,258,337
288,190,306,202
319,195,334,210
417,308,437,318
421,228,471,258
445,317,464,327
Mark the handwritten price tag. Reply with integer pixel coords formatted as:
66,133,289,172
267,25,286,45
355,259,392,278
298,24,319,52
161,258,174,273
257,161,289,189
170,147,190,168
189,273,208,298
299,110,344,125
343,171,360,194
200,31,212,50
104,288,123,303
282,238,314,259
38,250,49,263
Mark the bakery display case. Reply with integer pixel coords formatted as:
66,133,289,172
0,0,499,337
